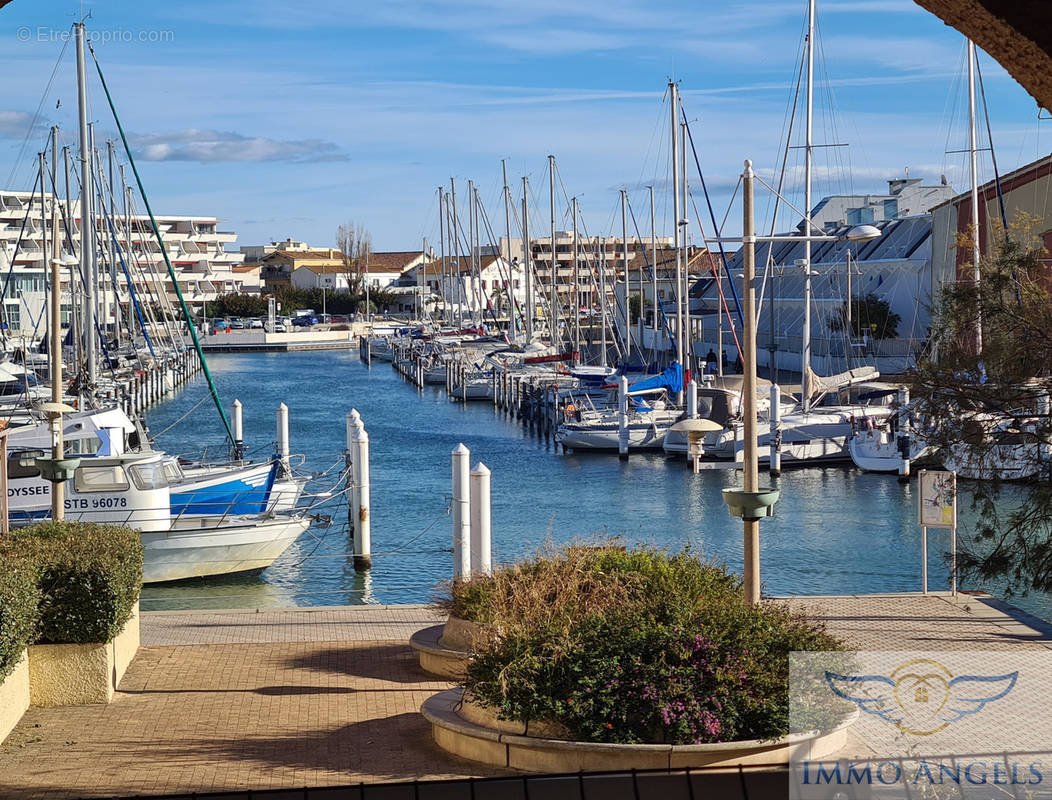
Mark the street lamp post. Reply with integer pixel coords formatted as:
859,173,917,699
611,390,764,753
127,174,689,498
720,160,881,606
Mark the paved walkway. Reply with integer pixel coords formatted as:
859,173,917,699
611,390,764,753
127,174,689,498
1,595,1049,799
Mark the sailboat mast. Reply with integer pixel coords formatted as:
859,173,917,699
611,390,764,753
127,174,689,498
63,144,81,370
650,185,657,356
48,126,60,371
802,0,815,413
39,151,49,348
420,236,427,322
549,155,559,350
123,175,135,340
502,160,515,341
600,237,608,368
669,80,683,374
968,39,982,353
522,177,533,342
621,189,631,362
76,23,97,395
468,179,476,326
680,120,689,387
450,178,461,329
107,140,119,344
437,187,446,327
572,196,579,362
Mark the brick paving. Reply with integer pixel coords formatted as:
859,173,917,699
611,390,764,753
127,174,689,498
0,596,1049,799
782,592,1052,651
140,604,445,646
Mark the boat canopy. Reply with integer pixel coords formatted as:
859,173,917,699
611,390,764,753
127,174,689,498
628,362,683,395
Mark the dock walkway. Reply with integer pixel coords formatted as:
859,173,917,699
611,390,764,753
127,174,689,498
1,595,1049,799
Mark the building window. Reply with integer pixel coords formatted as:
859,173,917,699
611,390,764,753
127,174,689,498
3,302,20,330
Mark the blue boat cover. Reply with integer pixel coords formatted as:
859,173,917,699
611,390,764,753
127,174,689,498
627,362,683,394
170,460,279,516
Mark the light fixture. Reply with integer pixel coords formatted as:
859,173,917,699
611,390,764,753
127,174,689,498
844,224,881,242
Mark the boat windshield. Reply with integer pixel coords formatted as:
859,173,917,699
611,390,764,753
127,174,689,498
163,460,186,483
129,461,169,491
74,464,130,493
8,450,44,479
65,437,102,456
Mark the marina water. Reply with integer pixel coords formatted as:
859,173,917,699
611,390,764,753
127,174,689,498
141,349,1052,621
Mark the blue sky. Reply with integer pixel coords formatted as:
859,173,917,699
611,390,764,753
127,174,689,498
1,0,1049,252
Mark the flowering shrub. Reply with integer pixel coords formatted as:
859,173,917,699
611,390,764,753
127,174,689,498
453,544,845,745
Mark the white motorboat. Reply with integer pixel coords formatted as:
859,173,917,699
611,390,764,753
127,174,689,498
5,447,311,583
450,371,495,400
556,396,682,452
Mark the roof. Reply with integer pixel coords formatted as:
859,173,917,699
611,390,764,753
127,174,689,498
718,215,931,273
231,265,260,273
366,251,425,272
294,264,349,275
261,249,342,262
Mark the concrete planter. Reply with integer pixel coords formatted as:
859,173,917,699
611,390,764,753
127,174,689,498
410,614,492,680
439,615,490,651
28,601,139,707
423,688,855,772
0,650,30,743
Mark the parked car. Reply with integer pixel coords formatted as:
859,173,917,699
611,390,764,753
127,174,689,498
292,315,318,327
273,321,287,333
330,314,349,323
229,318,246,329
249,318,264,329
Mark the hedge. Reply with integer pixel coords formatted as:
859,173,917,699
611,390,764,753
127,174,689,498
450,543,849,745
0,558,40,681
6,522,143,645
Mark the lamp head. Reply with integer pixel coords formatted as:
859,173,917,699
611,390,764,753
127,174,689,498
844,224,881,243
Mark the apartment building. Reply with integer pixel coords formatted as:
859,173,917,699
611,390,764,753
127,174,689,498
0,188,246,335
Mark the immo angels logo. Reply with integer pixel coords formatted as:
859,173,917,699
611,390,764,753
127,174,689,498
825,658,1018,736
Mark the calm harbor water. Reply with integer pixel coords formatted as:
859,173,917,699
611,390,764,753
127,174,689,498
141,349,1052,621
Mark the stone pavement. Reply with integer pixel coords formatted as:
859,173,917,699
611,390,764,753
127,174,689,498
0,596,1049,799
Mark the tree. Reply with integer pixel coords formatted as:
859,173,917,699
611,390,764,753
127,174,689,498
909,214,1052,594
628,294,651,324
336,222,372,295
827,293,901,339
204,293,269,319
369,288,399,313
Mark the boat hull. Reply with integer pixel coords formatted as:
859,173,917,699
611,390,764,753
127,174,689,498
140,515,310,583
451,380,494,400
556,422,669,451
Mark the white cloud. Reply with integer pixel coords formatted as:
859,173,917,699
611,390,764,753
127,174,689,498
130,129,347,163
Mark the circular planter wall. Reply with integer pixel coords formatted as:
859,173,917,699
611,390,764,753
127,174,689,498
410,615,491,680
422,688,855,773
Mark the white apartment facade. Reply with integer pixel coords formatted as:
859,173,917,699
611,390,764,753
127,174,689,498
0,188,246,336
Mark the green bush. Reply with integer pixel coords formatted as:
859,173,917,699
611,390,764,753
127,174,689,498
8,522,143,644
0,557,40,681
450,543,846,745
